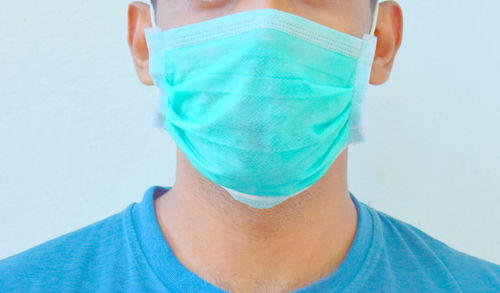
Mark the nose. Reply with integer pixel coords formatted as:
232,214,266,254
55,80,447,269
232,0,297,15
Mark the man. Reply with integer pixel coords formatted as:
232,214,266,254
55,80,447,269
1,0,499,292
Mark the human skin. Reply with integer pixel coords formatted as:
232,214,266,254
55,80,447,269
127,0,403,292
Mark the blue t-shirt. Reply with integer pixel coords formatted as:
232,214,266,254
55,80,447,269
1,185,499,292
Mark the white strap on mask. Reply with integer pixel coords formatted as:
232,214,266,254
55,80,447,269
150,3,157,28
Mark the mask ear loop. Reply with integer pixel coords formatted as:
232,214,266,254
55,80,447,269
369,0,396,35
150,3,157,28
148,3,167,128
349,0,396,144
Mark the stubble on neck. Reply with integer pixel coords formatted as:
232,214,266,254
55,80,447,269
153,147,357,292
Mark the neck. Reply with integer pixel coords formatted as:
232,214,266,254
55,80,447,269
154,147,358,292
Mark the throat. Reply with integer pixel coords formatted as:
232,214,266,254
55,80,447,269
199,247,348,293
153,148,357,292
154,184,358,293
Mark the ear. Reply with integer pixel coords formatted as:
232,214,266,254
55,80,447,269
128,1,154,85
369,1,403,85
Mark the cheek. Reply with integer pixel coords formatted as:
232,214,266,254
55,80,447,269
157,0,372,38
156,1,221,30
297,0,372,38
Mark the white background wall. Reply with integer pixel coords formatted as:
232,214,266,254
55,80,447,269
1,0,499,263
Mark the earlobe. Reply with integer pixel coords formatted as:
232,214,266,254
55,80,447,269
128,2,154,85
369,2,403,85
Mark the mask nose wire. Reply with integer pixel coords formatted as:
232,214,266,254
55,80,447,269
370,0,397,35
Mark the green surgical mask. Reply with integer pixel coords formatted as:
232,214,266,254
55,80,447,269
145,2,388,209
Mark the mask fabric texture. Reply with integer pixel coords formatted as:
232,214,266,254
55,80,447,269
145,9,377,209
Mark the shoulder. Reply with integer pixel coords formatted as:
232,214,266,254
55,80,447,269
0,206,132,292
366,204,500,292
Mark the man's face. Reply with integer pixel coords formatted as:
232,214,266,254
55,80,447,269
155,0,373,39
128,0,402,86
